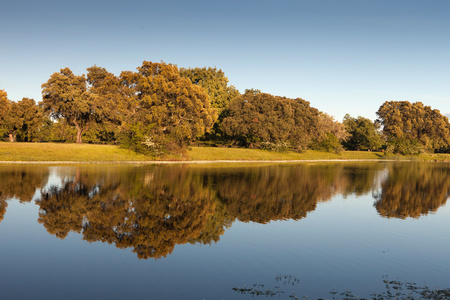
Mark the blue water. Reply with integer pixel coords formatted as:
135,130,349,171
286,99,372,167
0,162,449,299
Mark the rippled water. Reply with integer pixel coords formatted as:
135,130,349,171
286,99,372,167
1,162,450,299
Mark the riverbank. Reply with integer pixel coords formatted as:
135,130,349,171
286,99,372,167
0,142,449,163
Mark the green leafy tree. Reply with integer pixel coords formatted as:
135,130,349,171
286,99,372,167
376,101,450,153
343,114,383,151
120,61,216,155
85,66,132,143
221,92,324,151
0,90,12,140
41,68,98,143
180,67,239,114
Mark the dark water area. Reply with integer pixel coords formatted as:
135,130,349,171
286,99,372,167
1,162,450,299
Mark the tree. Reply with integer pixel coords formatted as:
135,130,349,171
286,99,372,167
84,66,132,143
2,101,23,142
41,68,98,143
120,61,216,154
0,90,12,140
221,92,323,151
343,114,383,151
180,67,239,114
309,113,348,153
376,101,450,153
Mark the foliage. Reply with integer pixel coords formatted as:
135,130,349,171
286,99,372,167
309,113,348,153
0,90,10,139
376,101,450,153
41,68,98,143
221,92,345,152
343,114,383,151
120,61,217,154
180,67,239,114
1,97,44,142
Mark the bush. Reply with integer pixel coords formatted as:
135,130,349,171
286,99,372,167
385,138,422,155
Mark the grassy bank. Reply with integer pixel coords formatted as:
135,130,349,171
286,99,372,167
1,142,449,162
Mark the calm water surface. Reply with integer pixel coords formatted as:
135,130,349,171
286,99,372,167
1,162,450,299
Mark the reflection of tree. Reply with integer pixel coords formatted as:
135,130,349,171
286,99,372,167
213,164,383,223
0,166,49,202
374,164,450,219
38,167,230,259
0,199,6,222
0,166,49,222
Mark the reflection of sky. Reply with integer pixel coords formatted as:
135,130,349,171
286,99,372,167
1,0,449,121
2,184,450,299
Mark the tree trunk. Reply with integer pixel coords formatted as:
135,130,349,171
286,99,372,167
76,129,83,144
73,119,86,144
8,133,15,142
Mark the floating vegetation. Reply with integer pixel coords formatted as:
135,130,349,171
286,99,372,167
232,284,284,297
232,275,450,299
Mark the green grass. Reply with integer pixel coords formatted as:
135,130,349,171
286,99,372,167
1,142,450,162
188,147,385,161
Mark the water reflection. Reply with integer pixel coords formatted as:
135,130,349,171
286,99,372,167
374,163,450,219
0,162,449,259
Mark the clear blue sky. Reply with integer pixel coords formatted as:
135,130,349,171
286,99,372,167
1,0,449,121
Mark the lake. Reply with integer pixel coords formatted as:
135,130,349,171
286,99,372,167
1,162,450,299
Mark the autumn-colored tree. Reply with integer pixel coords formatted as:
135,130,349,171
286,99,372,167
343,114,383,151
376,101,450,153
120,61,216,155
42,68,98,143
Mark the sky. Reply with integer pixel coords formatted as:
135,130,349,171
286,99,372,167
1,0,449,121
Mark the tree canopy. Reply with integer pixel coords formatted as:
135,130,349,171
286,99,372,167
120,61,217,155
376,101,450,153
42,68,98,143
180,67,239,114
343,114,383,151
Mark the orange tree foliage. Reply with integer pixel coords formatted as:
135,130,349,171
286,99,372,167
374,163,450,219
119,61,216,155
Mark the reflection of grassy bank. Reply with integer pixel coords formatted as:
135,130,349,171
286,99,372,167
1,142,450,162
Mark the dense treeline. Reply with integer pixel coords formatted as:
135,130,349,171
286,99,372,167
1,60,450,155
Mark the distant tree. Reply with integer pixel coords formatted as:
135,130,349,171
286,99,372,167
343,114,383,151
41,68,98,143
180,67,239,114
376,101,450,153
120,61,216,155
